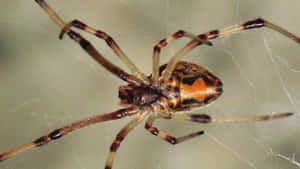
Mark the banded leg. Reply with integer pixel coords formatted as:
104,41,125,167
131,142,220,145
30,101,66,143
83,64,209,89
35,0,143,86
145,115,204,145
161,18,300,87
60,20,149,84
67,30,144,86
168,112,294,123
152,30,213,84
105,111,149,169
0,107,137,162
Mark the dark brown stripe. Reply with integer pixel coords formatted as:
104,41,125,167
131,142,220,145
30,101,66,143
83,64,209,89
110,133,126,152
145,123,151,129
182,98,201,105
35,0,44,4
165,136,176,144
190,114,212,123
154,46,161,53
0,154,5,161
202,75,214,86
59,20,87,40
105,166,112,169
158,64,167,76
116,134,124,142
197,131,205,135
49,129,63,140
34,129,63,147
205,71,218,81
286,112,294,117
34,136,49,147
168,101,176,109
59,30,67,39
95,30,106,39
243,18,265,30
105,37,114,47
198,34,208,40
72,20,86,29
208,30,219,39
67,31,80,41
203,95,214,104
182,75,202,85
79,39,91,50
158,39,168,47
188,39,203,48
114,107,134,118
174,86,180,97
216,80,223,88
173,30,184,38
216,85,223,95
148,127,159,136
110,141,120,152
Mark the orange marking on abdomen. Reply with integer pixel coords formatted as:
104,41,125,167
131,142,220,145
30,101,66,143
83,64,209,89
181,78,207,102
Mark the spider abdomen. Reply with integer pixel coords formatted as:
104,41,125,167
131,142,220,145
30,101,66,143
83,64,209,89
162,61,223,110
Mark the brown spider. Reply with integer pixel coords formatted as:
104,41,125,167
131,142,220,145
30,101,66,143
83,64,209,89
0,0,299,169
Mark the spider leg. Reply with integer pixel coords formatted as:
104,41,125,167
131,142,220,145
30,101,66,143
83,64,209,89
161,18,300,87
105,110,149,169
145,115,204,145
168,112,294,123
67,30,144,86
0,107,138,162
35,0,65,28
152,30,213,84
35,0,143,86
59,20,149,84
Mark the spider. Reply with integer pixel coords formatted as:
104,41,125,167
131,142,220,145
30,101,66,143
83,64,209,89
0,0,299,169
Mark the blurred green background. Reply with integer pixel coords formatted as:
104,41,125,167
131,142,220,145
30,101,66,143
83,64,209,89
1,0,300,169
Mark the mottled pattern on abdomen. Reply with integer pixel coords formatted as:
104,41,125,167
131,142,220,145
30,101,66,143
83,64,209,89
159,61,223,111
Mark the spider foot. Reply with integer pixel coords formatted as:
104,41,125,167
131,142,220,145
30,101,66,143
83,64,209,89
59,21,76,39
59,19,87,39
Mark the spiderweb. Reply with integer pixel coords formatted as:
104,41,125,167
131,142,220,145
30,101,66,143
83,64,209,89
0,0,299,169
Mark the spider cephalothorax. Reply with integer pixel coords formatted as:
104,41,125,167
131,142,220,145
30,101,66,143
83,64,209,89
0,1,297,169
118,84,161,106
